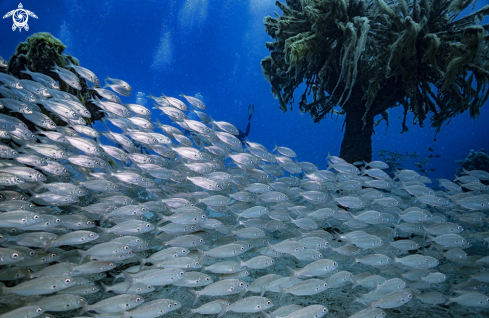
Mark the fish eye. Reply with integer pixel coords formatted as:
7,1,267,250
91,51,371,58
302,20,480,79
323,308,327,312
80,237,85,241
65,278,71,283
136,297,141,302
124,246,130,250
168,304,172,308
36,307,42,313
205,277,210,281
239,282,244,286
145,224,151,228
11,253,18,258
408,294,412,298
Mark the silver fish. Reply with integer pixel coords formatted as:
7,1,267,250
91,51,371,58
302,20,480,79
65,59,99,84
21,65,59,89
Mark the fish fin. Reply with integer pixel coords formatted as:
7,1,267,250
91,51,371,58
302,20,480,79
20,64,31,74
182,308,194,318
0,282,5,295
117,305,130,318
236,255,244,268
77,303,88,316
99,282,108,297
107,271,120,285
350,258,359,267
188,289,199,306
352,294,367,306
78,250,87,265
122,270,134,292
155,211,167,225
238,288,247,299
286,266,297,279
278,285,287,301
272,143,278,153
217,304,228,318
43,236,54,251
33,182,46,192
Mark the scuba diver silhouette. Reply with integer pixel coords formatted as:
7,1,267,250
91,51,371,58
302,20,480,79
236,104,254,143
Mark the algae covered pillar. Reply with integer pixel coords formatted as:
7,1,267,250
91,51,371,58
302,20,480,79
261,0,489,163
341,103,375,163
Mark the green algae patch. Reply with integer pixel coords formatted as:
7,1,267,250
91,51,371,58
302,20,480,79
8,32,67,77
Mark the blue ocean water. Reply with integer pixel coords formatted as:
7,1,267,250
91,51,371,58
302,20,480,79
0,0,488,179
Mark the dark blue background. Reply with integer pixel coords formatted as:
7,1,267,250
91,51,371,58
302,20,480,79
1,0,488,179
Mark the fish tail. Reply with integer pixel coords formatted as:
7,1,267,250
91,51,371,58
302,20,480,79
238,288,247,298
78,250,87,265
103,78,110,89
155,211,167,225
117,305,130,318
107,272,120,285
99,214,109,225
352,294,366,306
99,281,108,297
20,64,31,74
139,258,147,271
77,303,88,316
183,308,194,318
122,270,134,292
286,266,297,279
189,289,199,306
43,236,54,251
236,255,244,268
349,258,359,267
278,285,287,301
217,304,228,318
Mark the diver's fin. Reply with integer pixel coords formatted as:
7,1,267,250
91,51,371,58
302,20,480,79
248,104,254,119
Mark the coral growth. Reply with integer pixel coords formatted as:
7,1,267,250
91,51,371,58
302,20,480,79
456,149,489,176
261,0,489,163
5,32,103,126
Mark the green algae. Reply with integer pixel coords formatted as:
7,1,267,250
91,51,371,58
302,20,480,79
5,32,104,126
261,0,489,163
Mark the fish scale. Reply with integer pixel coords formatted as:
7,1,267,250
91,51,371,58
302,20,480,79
0,65,487,318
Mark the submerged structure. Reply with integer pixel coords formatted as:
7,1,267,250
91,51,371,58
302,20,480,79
5,32,105,126
261,0,489,163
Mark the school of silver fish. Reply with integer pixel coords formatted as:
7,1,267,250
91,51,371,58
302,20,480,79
0,58,488,318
